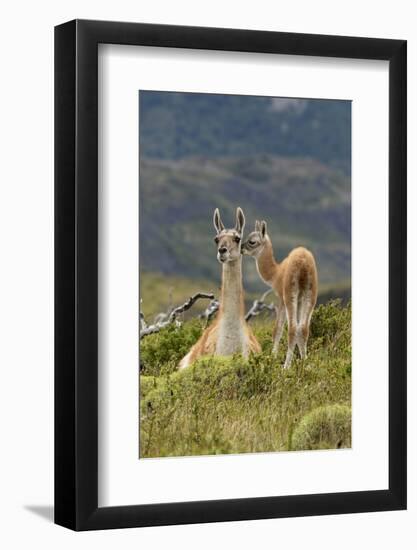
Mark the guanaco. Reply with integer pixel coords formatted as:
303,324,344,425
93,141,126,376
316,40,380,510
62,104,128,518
178,208,261,369
242,220,318,368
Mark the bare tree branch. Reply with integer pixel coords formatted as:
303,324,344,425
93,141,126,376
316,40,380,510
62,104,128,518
199,299,220,322
140,287,276,340
153,311,169,324
140,311,147,331
167,292,215,321
140,292,215,339
245,289,275,321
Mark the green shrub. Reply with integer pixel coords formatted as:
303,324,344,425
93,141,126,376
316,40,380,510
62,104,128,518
291,403,351,451
310,299,351,344
140,319,203,376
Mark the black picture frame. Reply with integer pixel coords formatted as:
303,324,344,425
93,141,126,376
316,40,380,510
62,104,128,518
55,19,407,531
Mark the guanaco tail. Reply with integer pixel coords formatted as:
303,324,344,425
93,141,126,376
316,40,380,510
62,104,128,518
178,207,261,369
242,220,318,368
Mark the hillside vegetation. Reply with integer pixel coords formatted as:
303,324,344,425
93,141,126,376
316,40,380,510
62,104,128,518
139,300,351,458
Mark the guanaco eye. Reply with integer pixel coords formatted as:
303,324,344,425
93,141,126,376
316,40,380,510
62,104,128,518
214,236,219,244
249,240,256,245
234,236,241,243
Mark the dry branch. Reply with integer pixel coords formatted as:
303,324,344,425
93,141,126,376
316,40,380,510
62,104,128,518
140,288,276,339
245,289,275,321
140,311,147,331
199,299,220,322
140,292,215,339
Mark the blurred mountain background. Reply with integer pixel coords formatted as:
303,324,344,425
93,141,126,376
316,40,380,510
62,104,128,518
139,92,351,319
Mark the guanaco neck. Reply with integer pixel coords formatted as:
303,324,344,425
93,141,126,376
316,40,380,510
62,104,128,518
219,258,245,324
256,235,278,285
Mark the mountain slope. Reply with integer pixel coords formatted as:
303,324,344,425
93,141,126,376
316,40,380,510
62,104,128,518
139,92,351,175
139,154,350,292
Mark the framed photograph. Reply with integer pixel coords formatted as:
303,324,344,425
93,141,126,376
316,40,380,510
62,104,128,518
55,19,406,530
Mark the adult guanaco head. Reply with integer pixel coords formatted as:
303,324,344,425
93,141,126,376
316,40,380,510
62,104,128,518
213,207,245,264
241,220,267,258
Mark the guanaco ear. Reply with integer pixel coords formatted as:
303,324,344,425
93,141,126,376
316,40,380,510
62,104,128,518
213,208,225,234
255,220,261,232
235,207,246,235
260,220,267,238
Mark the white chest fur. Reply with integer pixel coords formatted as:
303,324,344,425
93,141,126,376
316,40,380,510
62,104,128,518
215,260,248,357
216,316,247,356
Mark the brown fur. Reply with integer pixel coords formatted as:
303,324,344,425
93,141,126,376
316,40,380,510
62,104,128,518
242,223,318,367
261,241,318,305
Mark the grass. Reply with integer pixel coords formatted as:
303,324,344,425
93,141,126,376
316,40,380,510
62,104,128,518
139,299,351,458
